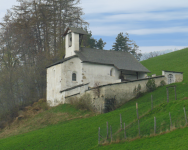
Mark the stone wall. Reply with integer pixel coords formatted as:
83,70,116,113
65,75,167,113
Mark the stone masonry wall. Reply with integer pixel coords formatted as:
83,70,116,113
65,76,167,113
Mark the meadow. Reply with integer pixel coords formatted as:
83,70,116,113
0,48,188,150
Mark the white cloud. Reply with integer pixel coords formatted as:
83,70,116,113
90,26,188,36
87,11,188,24
128,27,188,35
81,0,188,14
139,46,187,53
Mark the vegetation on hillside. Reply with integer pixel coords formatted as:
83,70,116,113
0,48,188,149
0,0,89,124
0,47,187,150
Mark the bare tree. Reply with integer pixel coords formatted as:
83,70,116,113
0,0,88,122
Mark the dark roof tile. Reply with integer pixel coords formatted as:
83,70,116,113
75,48,150,73
47,48,150,73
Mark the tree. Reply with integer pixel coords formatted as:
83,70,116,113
142,51,164,60
0,0,88,122
112,32,142,61
82,27,106,49
95,38,106,50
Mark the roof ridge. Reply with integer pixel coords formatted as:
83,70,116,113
80,47,129,53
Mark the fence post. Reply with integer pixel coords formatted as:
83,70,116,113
166,87,169,103
107,122,108,139
154,117,156,135
174,86,177,100
136,103,139,119
100,104,102,114
124,122,126,139
120,113,122,130
110,125,112,142
136,103,140,136
169,112,172,129
98,127,100,144
183,107,187,125
151,95,153,110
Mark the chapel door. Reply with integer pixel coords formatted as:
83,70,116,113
168,74,174,84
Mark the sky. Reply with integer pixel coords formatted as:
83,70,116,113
0,0,188,53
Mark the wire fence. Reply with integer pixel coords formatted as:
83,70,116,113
98,84,188,144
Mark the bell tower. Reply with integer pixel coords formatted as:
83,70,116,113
64,27,88,58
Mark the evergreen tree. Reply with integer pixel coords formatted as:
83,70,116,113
112,32,130,51
82,27,106,49
96,38,106,50
112,32,142,61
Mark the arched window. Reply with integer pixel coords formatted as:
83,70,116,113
110,68,114,76
72,73,76,81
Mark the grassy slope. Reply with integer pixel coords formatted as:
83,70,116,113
0,48,188,150
94,127,188,150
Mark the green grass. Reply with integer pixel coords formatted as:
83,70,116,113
93,126,188,150
141,48,188,82
0,48,188,150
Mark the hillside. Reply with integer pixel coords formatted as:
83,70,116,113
0,48,188,150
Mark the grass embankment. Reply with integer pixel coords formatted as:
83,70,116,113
93,126,188,150
0,48,188,150
0,102,94,139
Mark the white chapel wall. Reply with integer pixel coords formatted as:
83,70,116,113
47,57,83,106
62,57,83,89
47,64,62,106
82,63,121,87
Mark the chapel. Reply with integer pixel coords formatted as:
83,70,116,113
46,27,150,106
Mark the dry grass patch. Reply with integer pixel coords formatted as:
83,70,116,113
0,99,94,139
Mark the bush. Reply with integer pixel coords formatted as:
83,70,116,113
104,97,117,113
146,79,156,92
160,80,166,86
133,84,143,98
69,94,93,111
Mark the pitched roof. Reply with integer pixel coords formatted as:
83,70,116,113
46,48,150,73
46,55,77,68
75,48,150,73
63,27,89,36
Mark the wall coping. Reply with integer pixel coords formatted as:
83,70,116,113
65,75,166,99
65,92,80,98
87,75,165,91
162,70,183,74
60,83,89,93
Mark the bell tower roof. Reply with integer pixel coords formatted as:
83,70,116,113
63,27,89,36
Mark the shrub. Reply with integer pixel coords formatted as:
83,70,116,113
104,97,117,113
69,94,93,111
160,80,166,86
146,79,156,92
133,84,143,98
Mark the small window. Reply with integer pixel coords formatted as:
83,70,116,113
110,68,114,76
72,73,76,81
68,32,72,47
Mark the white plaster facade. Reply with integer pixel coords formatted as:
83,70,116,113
162,70,183,84
65,31,79,58
46,27,150,106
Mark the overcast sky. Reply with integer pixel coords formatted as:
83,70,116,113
1,0,188,53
